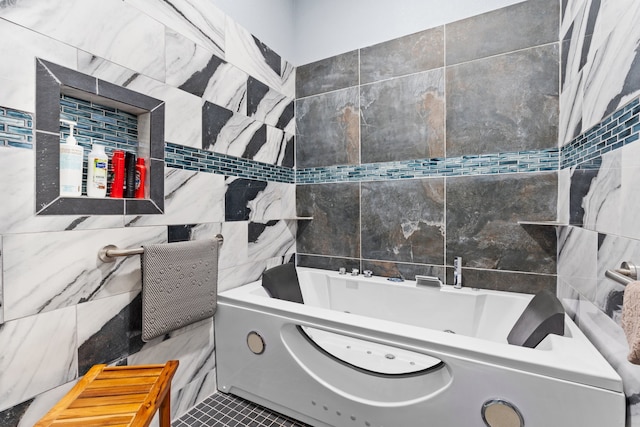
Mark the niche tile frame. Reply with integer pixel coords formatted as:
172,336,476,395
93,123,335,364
35,59,165,215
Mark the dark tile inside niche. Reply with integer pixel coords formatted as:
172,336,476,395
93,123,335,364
446,173,558,274
296,87,359,168
360,69,444,163
296,183,360,258
360,26,444,84
296,50,359,99
446,44,559,157
361,178,445,265
446,0,559,65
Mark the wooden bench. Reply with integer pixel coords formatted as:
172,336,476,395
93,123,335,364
35,360,179,427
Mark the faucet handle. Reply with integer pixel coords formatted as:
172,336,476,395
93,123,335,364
338,267,346,275
363,270,373,278
351,268,359,276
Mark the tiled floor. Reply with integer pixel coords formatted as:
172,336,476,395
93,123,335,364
173,392,311,427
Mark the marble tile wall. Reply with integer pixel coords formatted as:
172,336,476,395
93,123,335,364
0,0,295,425
295,0,560,290
558,0,640,424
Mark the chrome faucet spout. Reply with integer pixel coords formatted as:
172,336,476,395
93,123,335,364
453,257,462,289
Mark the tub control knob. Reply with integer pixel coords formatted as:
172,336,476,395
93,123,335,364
363,270,373,278
339,267,346,275
351,268,359,276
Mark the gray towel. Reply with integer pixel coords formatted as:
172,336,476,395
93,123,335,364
141,239,219,342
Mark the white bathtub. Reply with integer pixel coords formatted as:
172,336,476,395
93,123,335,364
215,267,625,427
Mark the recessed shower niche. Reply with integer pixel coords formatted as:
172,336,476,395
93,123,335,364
35,58,165,215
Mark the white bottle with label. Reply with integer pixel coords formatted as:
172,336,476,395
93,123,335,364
59,119,83,197
87,144,109,198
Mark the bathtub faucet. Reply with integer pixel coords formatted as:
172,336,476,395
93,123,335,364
453,257,462,289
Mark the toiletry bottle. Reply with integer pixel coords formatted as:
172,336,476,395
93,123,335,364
134,157,146,199
110,150,125,198
59,119,83,197
87,144,109,198
124,151,137,198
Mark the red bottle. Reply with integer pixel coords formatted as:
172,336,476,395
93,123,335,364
110,150,125,198
135,157,147,199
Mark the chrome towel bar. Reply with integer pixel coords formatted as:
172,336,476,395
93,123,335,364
605,261,638,286
98,234,224,263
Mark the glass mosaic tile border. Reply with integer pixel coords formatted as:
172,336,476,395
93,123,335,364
0,107,33,149
59,94,139,153
561,98,640,169
4,95,639,186
172,392,309,427
296,149,559,184
165,142,295,183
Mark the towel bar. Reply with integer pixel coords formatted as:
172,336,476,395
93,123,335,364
99,234,223,263
605,261,638,286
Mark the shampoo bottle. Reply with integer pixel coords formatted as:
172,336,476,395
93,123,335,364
59,119,83,197
87,144,109,198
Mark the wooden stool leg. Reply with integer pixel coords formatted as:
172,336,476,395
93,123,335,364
159,385,171,427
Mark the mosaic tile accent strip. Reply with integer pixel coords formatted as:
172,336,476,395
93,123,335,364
165,142,295,183
172,392,310,427
562,97,640,169
0,107,33,149
296,149,559,184
59,95,139,152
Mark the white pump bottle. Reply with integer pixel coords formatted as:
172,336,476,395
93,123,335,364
59,119,83,197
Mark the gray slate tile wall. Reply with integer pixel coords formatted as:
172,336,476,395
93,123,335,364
295,0,560,293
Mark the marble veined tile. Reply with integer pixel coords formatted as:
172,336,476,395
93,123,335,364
78,52,202,149
247,76,294,131
127,318,215,391
225,17,293,98
125,0,225,57
166,29,246,114
202,102,266,158
248,181,295,222
247,220,296,261
167,222,248,270
256,127,293,167
621,141,640,240
0,19,76,113
0,306,77,412
1,0,165,81
557,225,598,301
581,0,640,129
595,234,640,321
3,226,166,321
0,147,125,234
217,256,286,292
0,381,75,427
582,150,621,235
77,291,143,374
225,178,293,222
172,370,217,421
127,167,225,227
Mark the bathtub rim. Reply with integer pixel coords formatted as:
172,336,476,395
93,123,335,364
217,267,623,393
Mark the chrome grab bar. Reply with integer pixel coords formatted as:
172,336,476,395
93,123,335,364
605,261,638,286
98,234,223,263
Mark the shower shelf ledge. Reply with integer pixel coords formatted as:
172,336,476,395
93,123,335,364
517,220,567,226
